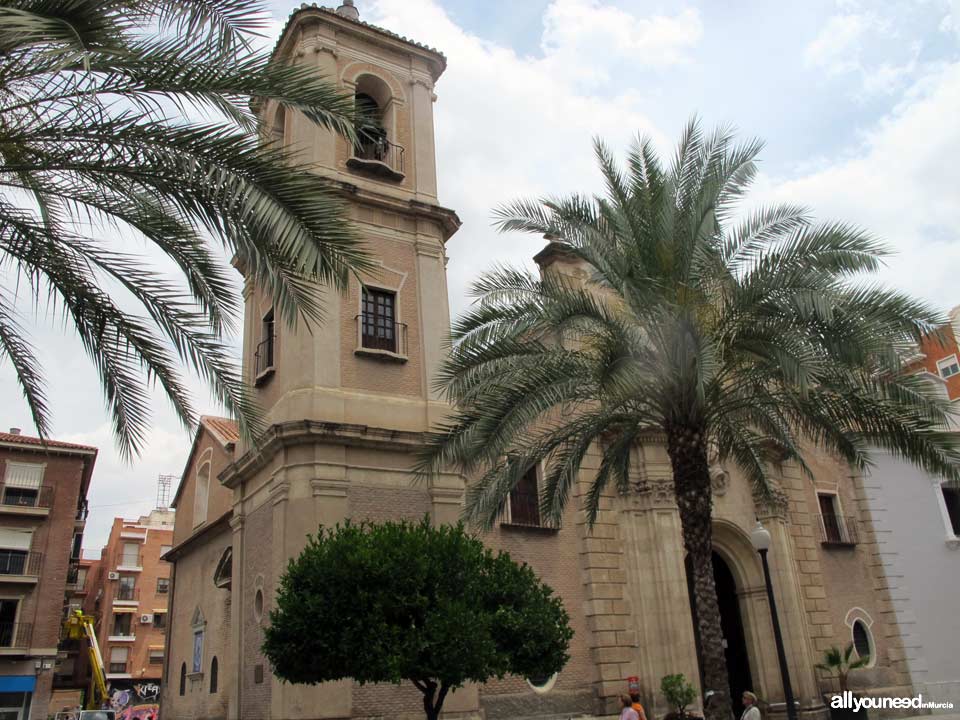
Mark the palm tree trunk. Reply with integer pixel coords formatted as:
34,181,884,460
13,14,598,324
667,425,732,720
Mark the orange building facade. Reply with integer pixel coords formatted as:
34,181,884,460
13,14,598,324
84,510,174,714
904,306,960,400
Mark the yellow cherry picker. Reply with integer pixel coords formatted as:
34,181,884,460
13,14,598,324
62,609,110,715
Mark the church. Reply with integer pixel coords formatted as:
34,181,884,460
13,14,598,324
159,3,915,718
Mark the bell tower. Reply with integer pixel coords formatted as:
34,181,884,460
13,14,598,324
225,3,469,719
239,0,460,436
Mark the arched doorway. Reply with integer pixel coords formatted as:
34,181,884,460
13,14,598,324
686,552,754,719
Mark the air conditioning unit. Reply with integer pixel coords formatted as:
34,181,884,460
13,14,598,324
139,614,152,624
107,571,119,581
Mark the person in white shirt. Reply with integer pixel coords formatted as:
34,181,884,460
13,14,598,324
741,691,761,720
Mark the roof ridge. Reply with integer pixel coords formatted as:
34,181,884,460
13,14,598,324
269,3,446,64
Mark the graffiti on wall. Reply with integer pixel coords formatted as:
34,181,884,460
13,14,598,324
106,680,161,720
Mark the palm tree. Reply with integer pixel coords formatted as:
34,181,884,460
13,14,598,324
419,120,960,720
0,0,372,455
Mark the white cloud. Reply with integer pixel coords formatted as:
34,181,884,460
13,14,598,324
760,61,960,311
540,0,702,83
804,13,875,74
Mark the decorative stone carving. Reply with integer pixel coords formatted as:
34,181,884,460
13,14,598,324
752,485,790,520
630,478,676,509
707,442,729,497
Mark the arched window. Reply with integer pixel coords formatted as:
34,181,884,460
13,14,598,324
210,656,219,693
852,619,874,665
271,105,286,146
179,662,186,696
349,74,402,176
193,462,210,527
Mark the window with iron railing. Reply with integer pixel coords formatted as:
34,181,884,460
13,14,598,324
112,613,133,636
358,287,407,357
0,622,30,648
817,493,859,546
156,577,170,595
0,550,40,575
116,577,137,601
255,309,275,382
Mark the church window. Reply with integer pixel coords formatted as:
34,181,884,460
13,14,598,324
255,308,275,383
193,462,210,527
361,287,399,353
852,619,874,666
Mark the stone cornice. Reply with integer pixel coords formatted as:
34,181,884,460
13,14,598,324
219,420,434,489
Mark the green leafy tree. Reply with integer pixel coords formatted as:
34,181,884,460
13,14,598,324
418,120,960,720
816,644,870,694
0,0,372,455
263,518,573,720
662,674,698,719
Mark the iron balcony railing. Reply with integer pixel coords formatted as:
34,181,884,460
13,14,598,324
818,514,860,546
0,550,41,576
66,561,80,586
76,500,89,522
0,622,32,648
115,586,139,602
254,336,275,377
355,316,408,356
0,483,53,509
351,137,405,175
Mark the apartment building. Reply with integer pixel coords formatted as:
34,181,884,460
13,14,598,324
0,428,96,720
88,510,173,715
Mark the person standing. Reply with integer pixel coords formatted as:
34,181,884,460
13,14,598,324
620,694,641,720
741,691,762,720
630,692,648,720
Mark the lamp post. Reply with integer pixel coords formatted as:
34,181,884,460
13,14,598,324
750,521,799,720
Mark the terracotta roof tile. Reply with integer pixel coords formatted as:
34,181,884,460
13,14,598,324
0,431,97,452
201,416,239,445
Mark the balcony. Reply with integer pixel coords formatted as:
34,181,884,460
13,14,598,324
254,336,275,385
66,561,83,592
346,138,405,182
113,587,139,606
818,514,860,547
75,500,89,523
119,530,146,540
0,483,52,517
108,630,135,643
354,316,408,362
117,553,142,572
0,622,32,653
0,551,41,582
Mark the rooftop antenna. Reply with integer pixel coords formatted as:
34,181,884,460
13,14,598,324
156,474,175,509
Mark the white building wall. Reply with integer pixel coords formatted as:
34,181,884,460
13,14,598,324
862,427,960,712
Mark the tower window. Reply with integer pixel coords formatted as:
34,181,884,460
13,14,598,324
355,92,387,161
361,287,398,353
255,308,275,380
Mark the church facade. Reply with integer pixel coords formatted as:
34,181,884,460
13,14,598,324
160,3,915,719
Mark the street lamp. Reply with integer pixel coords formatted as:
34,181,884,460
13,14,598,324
750,521,798,720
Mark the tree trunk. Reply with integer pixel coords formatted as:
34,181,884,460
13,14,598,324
667,424,732,720
415,679,448,720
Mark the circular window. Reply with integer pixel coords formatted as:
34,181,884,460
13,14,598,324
852,619,874,666
254,588,264,622
526,673,558,695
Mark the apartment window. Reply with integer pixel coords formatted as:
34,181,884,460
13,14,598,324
0,599,18,647
76,568,87,587
193,463,210,528
160,545,172,559
937,354,960,379
112,613,132,637
255,308,275,378
71,533,82,560
941,483,960,536
0,550,27,576
156,577,170,595
117,576,136,601
120,542,139,567
1,462,43,507
153,612,167,629
109,647,128,674
507,465,542,527
361,287,397,352
149,649,164,665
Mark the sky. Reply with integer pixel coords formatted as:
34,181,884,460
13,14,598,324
2,0,959,552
